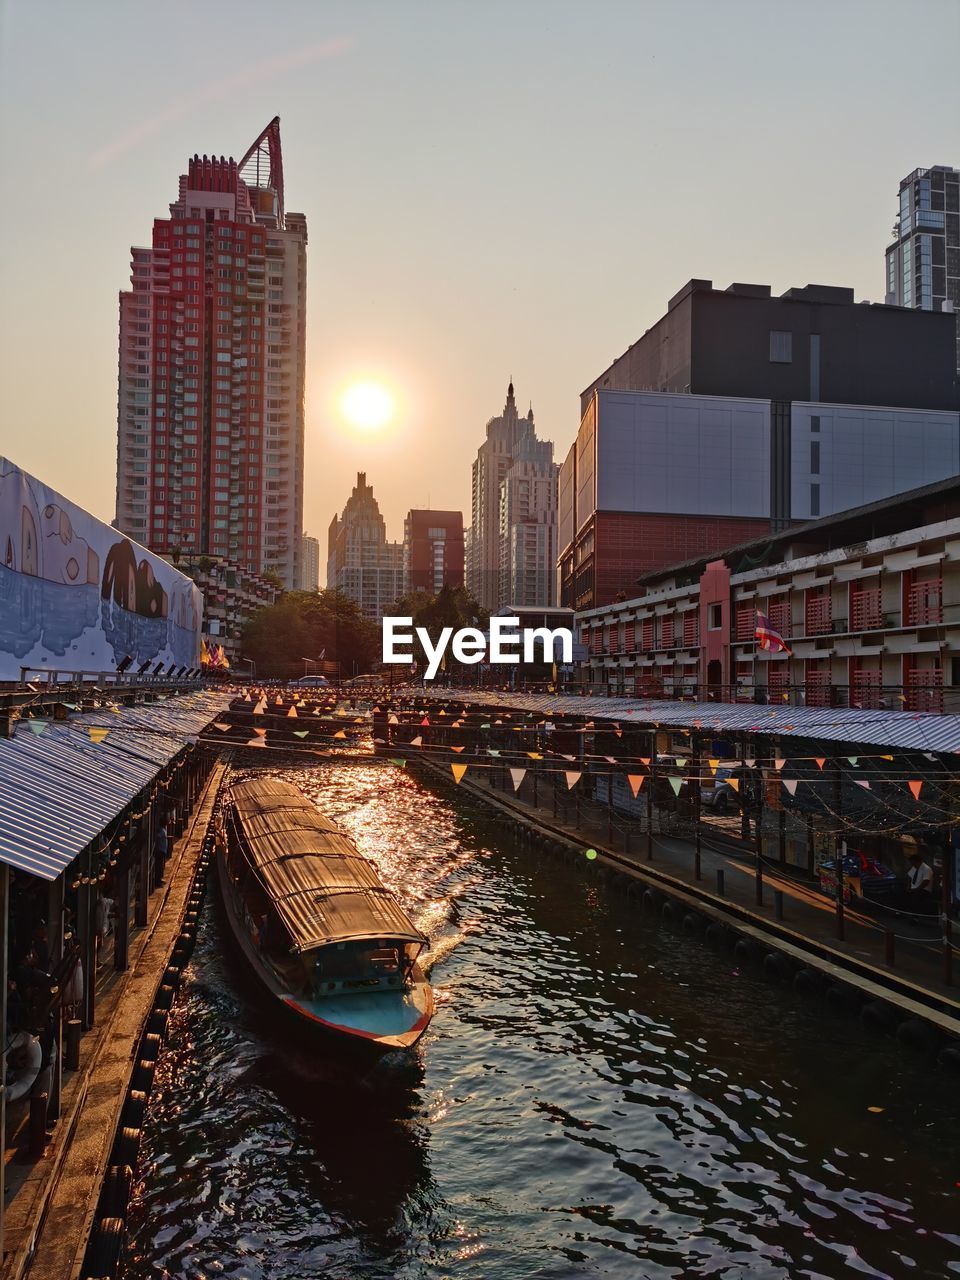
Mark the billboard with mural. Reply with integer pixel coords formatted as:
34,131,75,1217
0,457,202,681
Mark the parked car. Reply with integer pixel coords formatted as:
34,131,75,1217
288,675,330,688
817,849,898,905
701,766,740,814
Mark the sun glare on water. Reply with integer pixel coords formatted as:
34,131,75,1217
340,381,395,432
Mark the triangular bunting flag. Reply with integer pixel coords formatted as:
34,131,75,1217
451,745,465,753
565,771,581,790
28,721,48,736
451,762,468,784
708,758,720,774
253,702,265,715
855,779,871,789
421,716,430,727
848,757,859,767
908,780,923,800
744,757,756,768
782,778,798,796
774,758,786,771
214,722,231,731
528,752,543,760
727,777,740,792
388,714,399,725
410,735,423,747
88,726,110,744
438,709,447,717
627,775,644,798
815,758,826,770
509,768,526,792
287,706,298,718
487,749,500,757
639,757,651,767
334,730,347,739
668,776,683,796
246,737,266,748
389,758,407,768
254,727,267,736
293,730,309,739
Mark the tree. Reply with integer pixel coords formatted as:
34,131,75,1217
241,588,380,679
387,584,489,675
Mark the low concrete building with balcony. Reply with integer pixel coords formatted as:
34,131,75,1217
577,476,960,713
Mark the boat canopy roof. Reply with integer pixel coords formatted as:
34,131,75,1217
227,777,426,953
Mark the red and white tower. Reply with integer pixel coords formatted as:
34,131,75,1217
115,117,307,587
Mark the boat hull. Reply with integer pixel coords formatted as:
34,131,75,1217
214,853,433,1060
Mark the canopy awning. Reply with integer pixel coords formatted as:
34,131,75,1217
0,691,230,880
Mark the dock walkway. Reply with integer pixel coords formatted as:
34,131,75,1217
417,756,960,1045
4,762,226,1280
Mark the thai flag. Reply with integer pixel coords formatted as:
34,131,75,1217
755,611,792,655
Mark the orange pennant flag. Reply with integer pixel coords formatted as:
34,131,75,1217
287,706,298,718
88,726,110,744
333,730,347,740
639,757,651,767
451,763,468,784
815,758,826,770
565,771,581,790
254,727,267,736
908,780,923,801
627,775,645,798
246,737,266,748
451,745,465,753
727,777,740,793
774,758,786,771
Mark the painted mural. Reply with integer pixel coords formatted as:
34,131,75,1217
0,457,202,681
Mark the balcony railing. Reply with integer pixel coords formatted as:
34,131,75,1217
587,680,952,714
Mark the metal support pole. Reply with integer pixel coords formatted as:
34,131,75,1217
647,739,656,862
943,837,954,986
693,739,702,881
755,769,764,907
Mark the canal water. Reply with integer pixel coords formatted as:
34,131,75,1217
122,761,960,1279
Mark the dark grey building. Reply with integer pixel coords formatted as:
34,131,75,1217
581,279,960,415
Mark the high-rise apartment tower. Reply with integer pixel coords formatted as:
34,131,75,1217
885,164,960,370
468,381,558,610
115,117,307,587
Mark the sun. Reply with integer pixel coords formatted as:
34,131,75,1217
339,381,395,432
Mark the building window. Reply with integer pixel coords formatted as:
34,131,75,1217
810,483,820,517
810,441,820,474
810,415,820,433
769,331,793,363
708,603,722,630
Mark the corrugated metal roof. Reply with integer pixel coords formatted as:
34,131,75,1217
226,777,426,952
416,689,960,755
0,691,230,880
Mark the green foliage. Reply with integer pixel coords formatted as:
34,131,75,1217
388,584,489,671
241,588,380,678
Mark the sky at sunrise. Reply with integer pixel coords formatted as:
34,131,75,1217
1,0,958,541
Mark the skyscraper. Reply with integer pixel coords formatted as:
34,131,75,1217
299,533,320,591
469,381,558,610
885,165,960,370
327,473,404,620
115,117,307,587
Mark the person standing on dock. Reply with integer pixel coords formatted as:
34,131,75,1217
906,853,934,914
